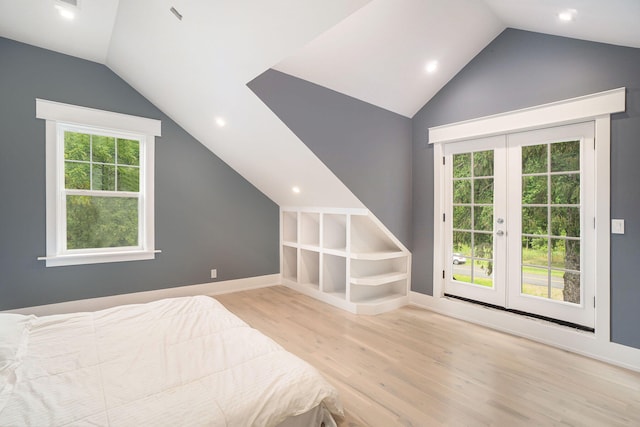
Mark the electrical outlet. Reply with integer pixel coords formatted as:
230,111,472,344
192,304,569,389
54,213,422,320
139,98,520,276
210,269,217,279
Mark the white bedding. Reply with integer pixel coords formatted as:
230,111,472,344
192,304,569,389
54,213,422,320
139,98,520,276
0,296,342,426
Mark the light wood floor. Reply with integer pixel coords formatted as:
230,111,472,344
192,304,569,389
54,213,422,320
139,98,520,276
216,286,640,426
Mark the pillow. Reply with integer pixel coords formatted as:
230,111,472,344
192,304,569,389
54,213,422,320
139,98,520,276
0,313,33,412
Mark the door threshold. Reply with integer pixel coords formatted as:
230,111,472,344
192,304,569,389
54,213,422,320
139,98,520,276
444,293,595,333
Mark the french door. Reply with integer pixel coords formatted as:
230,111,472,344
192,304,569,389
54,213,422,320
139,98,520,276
443,122,595,328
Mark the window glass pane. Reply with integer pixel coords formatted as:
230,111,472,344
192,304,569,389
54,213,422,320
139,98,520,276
453,206,471,230
521,266,550,298
551,174,580,204
453,231,471,257
522,144,547,174
117,138,140,166
473,259,493,288
117,166,139,192
522,206,548,235
474,178,493,204
551,207,581,237
453,180,471,204
474,206,493,231
551,140,579,172
453,153,471,178
65,132,90,161
522,237,548,267
65,162,90,190
473,150,494,177
551,238,581,271
559,268,581,304
473,232,493,259
92,164,115,191
92,135,115,164
66,196,138,249
522,175,547,204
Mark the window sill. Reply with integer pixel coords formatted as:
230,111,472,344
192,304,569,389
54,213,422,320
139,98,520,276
38,250,161,267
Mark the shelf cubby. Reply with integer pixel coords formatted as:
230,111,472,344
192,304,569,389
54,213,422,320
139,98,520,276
282,211,298,244
323,214,347,251
300,212,320,247
351,214,398,254
282,246,297,282
350,257,407,284
350,280,407,304
299,249,320,289
322,254,347,299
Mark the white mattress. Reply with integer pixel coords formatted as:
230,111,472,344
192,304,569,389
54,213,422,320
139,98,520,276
0,296,343,426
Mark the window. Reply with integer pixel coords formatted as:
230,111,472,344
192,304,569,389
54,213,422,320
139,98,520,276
36,99,161,267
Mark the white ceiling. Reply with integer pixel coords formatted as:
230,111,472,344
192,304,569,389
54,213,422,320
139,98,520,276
1,0,639,208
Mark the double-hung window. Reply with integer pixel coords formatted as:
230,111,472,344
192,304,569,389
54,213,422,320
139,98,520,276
36,99,161,267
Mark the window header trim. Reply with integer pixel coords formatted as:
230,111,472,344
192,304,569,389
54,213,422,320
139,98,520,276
428,87,625,144
36,98,161,137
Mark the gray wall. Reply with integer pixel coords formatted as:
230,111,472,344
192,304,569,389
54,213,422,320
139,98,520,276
412,29,640,349
0,38,279,310
249,69,413,247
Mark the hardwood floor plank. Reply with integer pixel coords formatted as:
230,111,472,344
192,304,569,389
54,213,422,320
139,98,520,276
215,286,640,426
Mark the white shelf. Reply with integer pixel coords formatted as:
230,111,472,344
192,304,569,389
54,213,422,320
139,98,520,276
324,248,347,257
350,251,406,260
280,208,409,315
350,271,407,286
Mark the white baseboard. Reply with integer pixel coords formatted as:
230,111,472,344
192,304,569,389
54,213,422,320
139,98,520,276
3,274,281,316
410,291,640,373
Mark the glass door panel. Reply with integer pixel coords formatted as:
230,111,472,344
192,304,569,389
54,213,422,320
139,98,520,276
507,122,595,328
444,136,506,306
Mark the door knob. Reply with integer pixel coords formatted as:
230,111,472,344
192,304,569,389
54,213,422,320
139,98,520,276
496,230,505,236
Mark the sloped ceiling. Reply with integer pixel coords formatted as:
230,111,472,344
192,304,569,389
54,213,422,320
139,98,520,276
1,0,639,208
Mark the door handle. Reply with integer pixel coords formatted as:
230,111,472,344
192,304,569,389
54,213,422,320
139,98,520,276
496,230,505,236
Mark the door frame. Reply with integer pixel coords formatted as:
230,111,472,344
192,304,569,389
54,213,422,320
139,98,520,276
430,88,624,342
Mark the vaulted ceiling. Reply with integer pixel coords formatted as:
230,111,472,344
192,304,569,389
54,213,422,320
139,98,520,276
1,0,639,207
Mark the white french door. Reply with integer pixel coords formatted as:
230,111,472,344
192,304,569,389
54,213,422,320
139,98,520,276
443,122,595,328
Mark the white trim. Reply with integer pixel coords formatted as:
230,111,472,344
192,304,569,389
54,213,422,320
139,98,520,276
594,116,611,343
430,89,624,367
37,250,161,267
409,292,640,373
428,88,625,144
36,99,161,136
37,100,159,267
2,274,280,316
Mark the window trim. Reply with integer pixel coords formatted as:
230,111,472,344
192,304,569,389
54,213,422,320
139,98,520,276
36,99,161,267
429,88,625,356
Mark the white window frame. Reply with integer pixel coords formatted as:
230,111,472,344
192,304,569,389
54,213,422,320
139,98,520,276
422,88,640,370
36,99,161,267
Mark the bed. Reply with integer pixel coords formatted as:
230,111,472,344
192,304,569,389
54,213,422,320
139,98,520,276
0,295,343,426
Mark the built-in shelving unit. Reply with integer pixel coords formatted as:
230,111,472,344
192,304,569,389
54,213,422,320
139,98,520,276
280,207,410,315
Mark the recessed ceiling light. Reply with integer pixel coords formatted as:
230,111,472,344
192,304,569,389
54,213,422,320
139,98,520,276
292,186,301,194
55,5,75,20
558,9,577,22
425,60,438,74
215,117,226,127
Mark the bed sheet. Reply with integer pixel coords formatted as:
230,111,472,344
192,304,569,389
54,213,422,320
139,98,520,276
0,296,342,426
